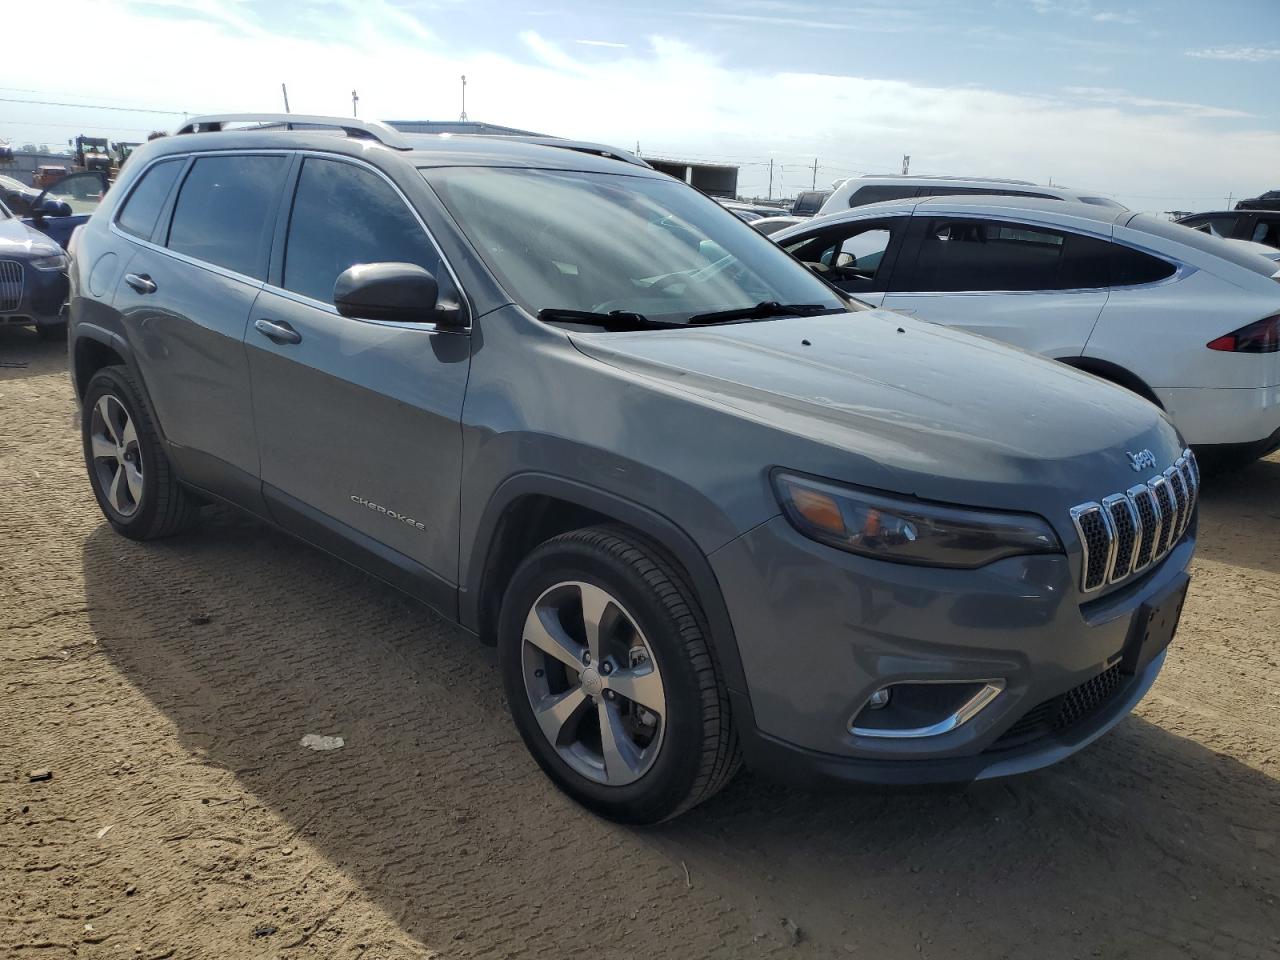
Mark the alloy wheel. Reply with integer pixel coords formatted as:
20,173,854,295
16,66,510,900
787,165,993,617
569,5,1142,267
520,580,667,786
89,394,143,518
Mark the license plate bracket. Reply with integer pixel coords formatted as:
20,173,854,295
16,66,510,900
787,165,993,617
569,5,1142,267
1121,573,1190,674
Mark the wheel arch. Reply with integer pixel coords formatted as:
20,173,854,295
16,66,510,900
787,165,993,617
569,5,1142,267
463,473,753,713
72,324,133,404
1057,355,1164,408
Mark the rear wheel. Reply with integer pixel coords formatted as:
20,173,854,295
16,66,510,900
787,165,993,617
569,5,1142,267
498,526,740,823
81,366,200,540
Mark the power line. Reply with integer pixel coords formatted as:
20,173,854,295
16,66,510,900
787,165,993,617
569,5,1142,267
0,96,188,116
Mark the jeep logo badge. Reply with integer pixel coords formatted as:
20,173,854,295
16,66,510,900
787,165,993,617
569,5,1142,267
1126,449,1157,472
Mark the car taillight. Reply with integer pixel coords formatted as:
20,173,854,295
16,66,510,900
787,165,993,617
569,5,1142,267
1206,314,1280,353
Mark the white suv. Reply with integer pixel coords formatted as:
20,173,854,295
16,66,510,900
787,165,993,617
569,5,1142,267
819,175,1125,216
775,196,1280,466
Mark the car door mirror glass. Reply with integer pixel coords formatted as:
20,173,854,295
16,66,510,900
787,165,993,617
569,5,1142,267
334,262,463,326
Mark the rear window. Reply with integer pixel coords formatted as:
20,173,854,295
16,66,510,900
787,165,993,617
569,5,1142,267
848,184,917,207
166,155,287,279
116,159,182,240
908,219,1112,291
1127,214,1280,277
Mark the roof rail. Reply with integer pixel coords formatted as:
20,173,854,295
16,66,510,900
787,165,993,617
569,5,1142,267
466,135,652,169
174,114,412,150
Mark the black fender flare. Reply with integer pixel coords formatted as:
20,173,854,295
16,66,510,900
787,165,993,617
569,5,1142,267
463,472,754,712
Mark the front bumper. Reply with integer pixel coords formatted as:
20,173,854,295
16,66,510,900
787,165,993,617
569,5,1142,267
0,259,69,328
710,515,1194,784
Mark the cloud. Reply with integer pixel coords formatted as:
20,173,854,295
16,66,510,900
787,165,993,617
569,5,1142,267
1026,1,1139,25
574,39,628,48
1062,86,1251,119
5,1,1274,211
1186,45,1280,62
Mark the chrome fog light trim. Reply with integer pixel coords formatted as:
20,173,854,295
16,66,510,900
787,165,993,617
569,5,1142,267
850,680,1006,739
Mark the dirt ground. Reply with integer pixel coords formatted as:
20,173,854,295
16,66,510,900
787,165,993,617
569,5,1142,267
2,325,1277,960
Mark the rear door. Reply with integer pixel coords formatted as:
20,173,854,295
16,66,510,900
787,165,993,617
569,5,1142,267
779,215,909,305
881,216,1110,357
110,152,290,505
245,154,470,615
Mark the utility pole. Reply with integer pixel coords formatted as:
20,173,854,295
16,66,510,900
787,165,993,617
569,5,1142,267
1226,192,1233,208
459,75,468,121
351,89,359,118
901,154,910,175
812,158,818,190
281,83,291,113
768,158,774,200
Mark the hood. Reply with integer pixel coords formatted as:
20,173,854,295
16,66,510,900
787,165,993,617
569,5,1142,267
569,310,1184,517
0,216,62,257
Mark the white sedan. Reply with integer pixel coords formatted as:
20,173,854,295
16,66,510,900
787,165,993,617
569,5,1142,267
774,196,1280,465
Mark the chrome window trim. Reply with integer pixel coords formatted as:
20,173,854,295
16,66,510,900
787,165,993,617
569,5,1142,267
849,680,1006,739
109,147,472,331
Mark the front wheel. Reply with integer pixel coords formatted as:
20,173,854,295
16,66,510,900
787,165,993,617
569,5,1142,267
498,527,740,823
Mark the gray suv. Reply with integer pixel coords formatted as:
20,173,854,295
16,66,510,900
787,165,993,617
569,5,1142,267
68,114,1197,823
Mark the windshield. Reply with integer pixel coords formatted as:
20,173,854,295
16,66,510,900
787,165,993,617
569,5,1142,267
421,167,845,325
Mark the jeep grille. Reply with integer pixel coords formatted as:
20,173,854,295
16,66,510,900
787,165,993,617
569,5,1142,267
1070,448,1198,594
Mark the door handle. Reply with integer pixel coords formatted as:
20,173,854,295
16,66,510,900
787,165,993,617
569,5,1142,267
124,273,157,294
254,317,302,345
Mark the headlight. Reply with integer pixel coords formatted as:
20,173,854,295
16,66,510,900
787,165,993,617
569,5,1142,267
773,471,1061,568
30,254,68,271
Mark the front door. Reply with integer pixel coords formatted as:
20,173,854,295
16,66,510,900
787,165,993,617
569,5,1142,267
779,216,908,307
245,155,470,616
882,216,1110,358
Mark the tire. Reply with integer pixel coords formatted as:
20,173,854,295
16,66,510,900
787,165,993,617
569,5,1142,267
81,365,200,540
36,321,67,342
498,526,741,823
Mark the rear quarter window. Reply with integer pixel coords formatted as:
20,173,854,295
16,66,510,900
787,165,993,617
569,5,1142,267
1129,213,1279,278
1110,245,1177,286
116,158,183,240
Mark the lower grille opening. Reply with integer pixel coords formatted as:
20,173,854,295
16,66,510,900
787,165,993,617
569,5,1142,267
988,663,1127,752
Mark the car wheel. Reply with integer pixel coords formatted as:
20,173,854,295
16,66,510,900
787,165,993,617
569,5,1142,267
81,365,200,540
36,321,67,341
498,526,740,823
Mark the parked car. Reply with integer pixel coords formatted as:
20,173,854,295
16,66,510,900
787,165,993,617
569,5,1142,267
775,196,1280,465
1235,190,1280,212
23,171,109,248
717,198,789,221
0,174,41,216
1176,209,1280,250
32,165,69,189
69,114,1196,822
750,215,802,236
818,175,1125,216
0,196,71,340
790,190,831,217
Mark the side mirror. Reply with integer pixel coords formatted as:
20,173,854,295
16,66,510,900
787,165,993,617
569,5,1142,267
333,262,465,326
33,197,73,220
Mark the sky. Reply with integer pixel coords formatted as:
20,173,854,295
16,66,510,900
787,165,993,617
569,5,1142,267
2,0,1277,212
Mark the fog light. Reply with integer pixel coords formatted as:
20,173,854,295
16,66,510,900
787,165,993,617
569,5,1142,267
867,687,892,709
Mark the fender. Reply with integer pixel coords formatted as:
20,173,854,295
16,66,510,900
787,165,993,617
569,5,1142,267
1057,355,1164,408
463,472,756,719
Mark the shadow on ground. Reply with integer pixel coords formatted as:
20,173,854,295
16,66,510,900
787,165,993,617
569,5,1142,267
0,326,66,382
81,504,1280,958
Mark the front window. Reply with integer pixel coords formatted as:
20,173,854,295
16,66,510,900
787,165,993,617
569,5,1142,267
421,167,844,325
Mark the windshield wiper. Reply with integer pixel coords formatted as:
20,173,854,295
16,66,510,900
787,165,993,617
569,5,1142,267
537,308,684,330
684,301,842,326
